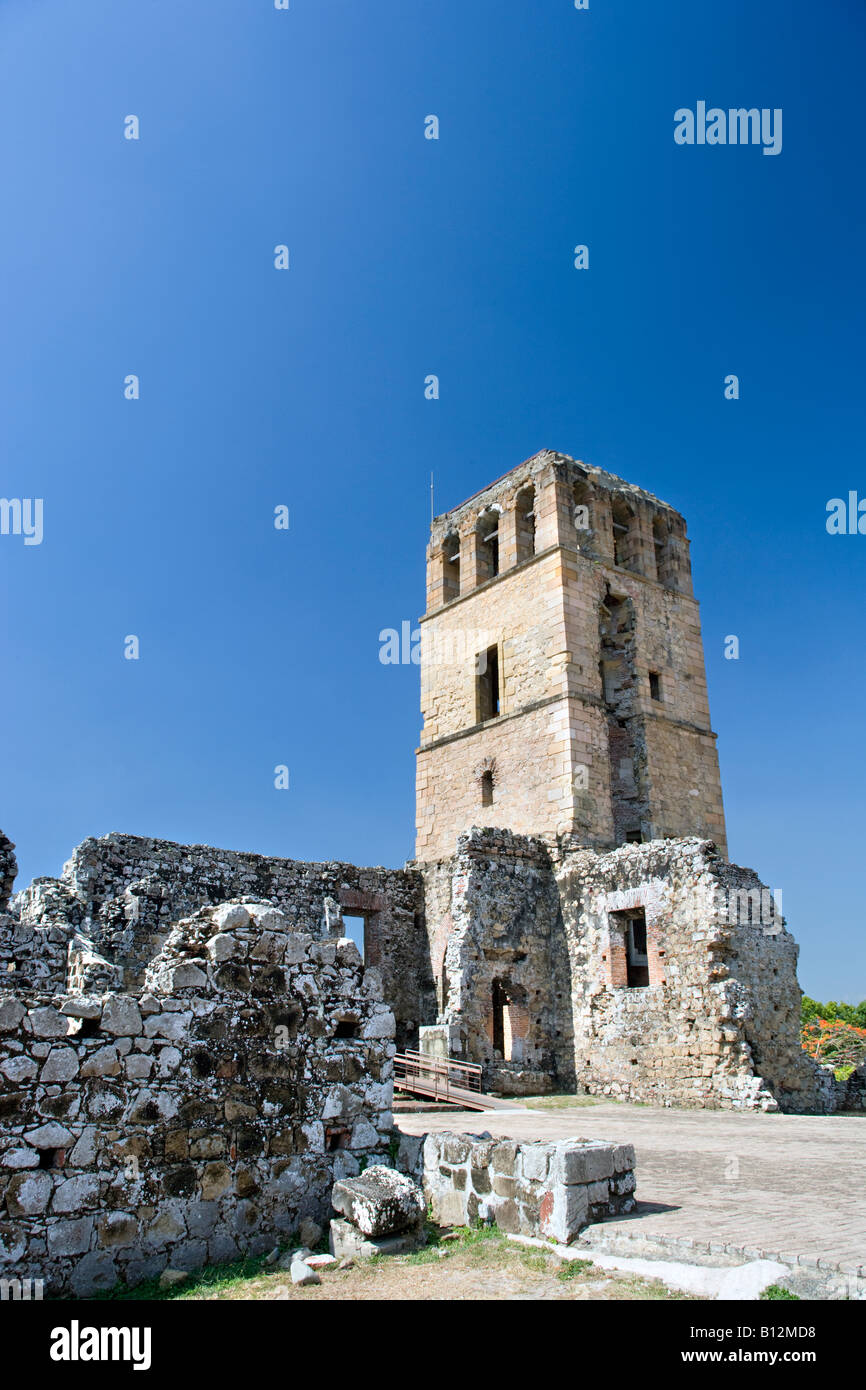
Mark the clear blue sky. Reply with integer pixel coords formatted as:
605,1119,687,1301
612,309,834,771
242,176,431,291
1,1,863,1001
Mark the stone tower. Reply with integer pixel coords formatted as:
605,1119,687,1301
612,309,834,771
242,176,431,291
415,450,727,861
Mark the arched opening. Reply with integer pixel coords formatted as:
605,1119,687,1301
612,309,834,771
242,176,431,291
515,485,536,564
480,769,494,806
442,532,461,602
476,510,500,581
611,497,636,570
489,978,529,1063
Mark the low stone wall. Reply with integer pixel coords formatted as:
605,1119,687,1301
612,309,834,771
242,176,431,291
0,899,395,1296
421,1131,636,1244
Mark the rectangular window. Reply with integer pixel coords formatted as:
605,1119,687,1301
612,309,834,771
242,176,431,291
476,645,500,722
625,909,649,988
609,907,650,988
341,913,365,962
649,671,662,701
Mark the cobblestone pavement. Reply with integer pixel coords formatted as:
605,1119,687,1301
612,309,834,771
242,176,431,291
397,1103,866,1270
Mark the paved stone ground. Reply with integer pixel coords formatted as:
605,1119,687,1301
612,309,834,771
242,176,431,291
397,1104,866,1271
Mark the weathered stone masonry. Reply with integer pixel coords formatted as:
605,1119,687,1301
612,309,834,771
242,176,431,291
416,450,726,861
0,896,396,1296
423,1132,636,1245
413,827,836,1113
11,832,433,1051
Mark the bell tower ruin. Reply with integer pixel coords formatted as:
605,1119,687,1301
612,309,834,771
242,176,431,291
415,450,727,861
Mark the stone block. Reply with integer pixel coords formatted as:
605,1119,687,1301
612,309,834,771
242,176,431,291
519,1143,552,1183
328,1217,425,1260
98,1212,139,1248
1,1146,38,1169
70,1251,117,1297
331,1165,424,1237
429,1187,466,1227
538,1183,589,1245
490,1141,518,1176
586,1179,611,1205
612,1143,636,1173
552,1141,615,1186
28,1007,67,1038
52,1174,100,1212
437,1135,472,1165
81,1046,121,1078
490,1197,520,1233
47,1216,94,1257
101,996,143,1037
7,1171,54,1216
0,997,26,1031
40,1048,79,1083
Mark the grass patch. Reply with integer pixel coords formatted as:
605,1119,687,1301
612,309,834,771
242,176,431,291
82,1219,701,1303
514,1094,605,1111
514,1093,648,1111
556,1258,595,1280
89,1249,280,1303
759,1284,800,1301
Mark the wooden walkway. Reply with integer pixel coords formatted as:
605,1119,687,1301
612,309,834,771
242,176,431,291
393,1050,517,1111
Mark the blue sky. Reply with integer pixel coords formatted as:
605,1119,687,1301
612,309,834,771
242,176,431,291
1,0,863,1001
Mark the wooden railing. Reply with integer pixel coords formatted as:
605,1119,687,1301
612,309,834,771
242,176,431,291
393,1050,483,1104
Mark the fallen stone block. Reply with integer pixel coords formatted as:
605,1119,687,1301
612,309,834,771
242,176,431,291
331,1165,425,1238
328,1217,425,1260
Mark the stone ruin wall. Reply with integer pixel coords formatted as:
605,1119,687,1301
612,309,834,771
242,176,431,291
556,837,833,1113
9,832,435,1051
419,828,834,1113
431,829,576,1096
0,896,396,1297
